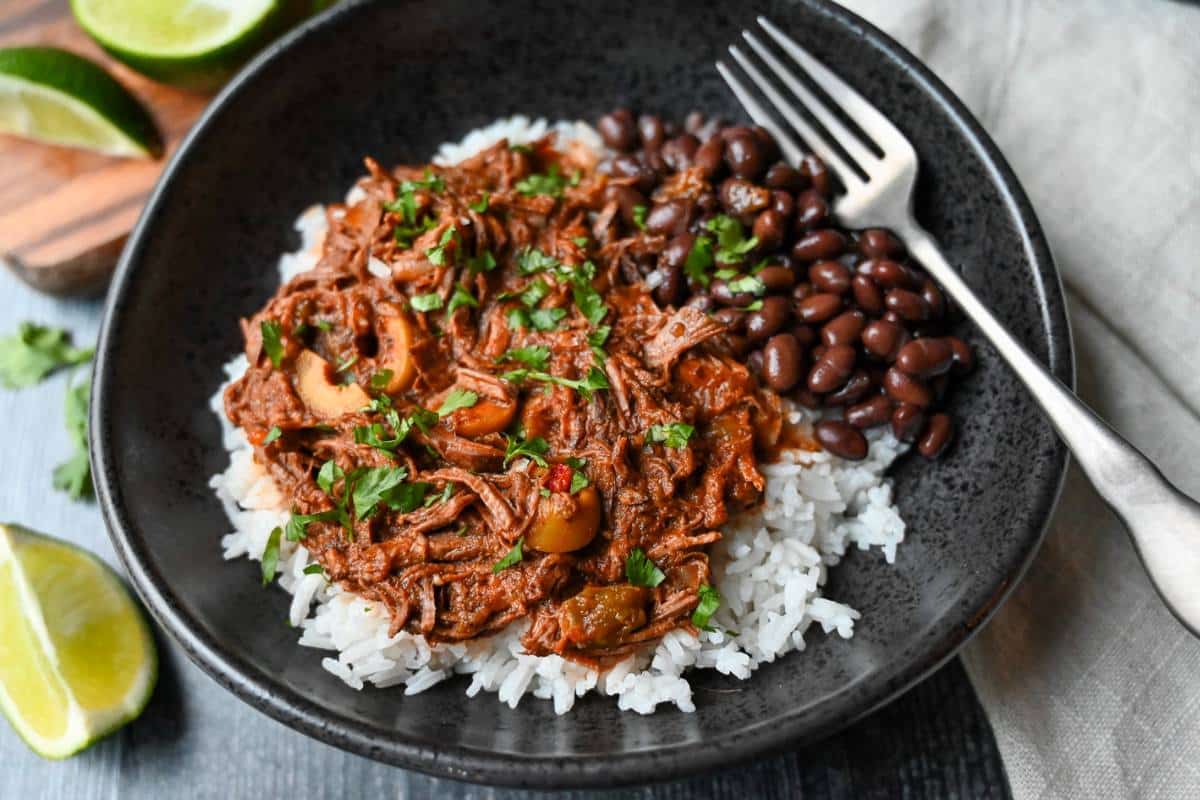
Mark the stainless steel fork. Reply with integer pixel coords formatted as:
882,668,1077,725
718,16,1200,637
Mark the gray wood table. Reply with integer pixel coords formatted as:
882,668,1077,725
0,267,1010,798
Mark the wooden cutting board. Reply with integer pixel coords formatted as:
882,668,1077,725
0,0,212,295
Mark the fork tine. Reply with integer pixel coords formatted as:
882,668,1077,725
714,61,810,172
757,16,911,156
740,32,879,171
722,49,863,191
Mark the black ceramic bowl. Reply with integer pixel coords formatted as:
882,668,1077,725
92,0,1071,789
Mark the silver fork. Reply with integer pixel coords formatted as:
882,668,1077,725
718,16,1200,637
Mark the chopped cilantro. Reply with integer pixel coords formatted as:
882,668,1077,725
285,509,343,542
625,548,666,588
302,563,325,576
351,465,409,519
726,275,766,296
335,353,358,373
739,299,765,312
632,204,648,230
317,459,345,495
261,527,283,585
572,236,590,248
508,306,567,332
492,537,525,573
260,320,284,368
411,292,443,312
498,345,550,370
705,215,759,263
386,481,433,514
516,247,561,275
538,487,551,498
437,388,479,417
714,268,739,280
263,426,282,445
684,235,715,287
503,434,549,467
426,225,458,266
519,278,551,308
315,320,334,333
0,322,94,389
469,191,490,213
446,284,478,317
503,365,609,401
370,369,394,390
647,422,695,449
52,380,92,500
424,482,453,507
692,584,722,631
569,470,589,495
572,282,608,326
466,250,497,274
587,325,611,362
516,164,568,198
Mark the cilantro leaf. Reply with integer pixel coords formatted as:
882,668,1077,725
569,470,589,495
426,226,458,266
520,278,551,307
446,284,478,317
684,235,715,287
515,247,560,275
370,369,394,390
625,548,666,588
492,537,525,573
52,380,92,501
317,460,344,496
351,465,409,519
726,275,766,296
260,320,284,368
498,345,550,370
647,422,695,449
437,388,479,417
515,164,568,198
466,250,497,274
632,204,648,230
0,322,93,388
385,481,433,514
284,508,342,542
572,236,590,248
263,426,282,445
503,365,609,401
692,584,722,631
572,282,609,326
411,293,443,312
469,191,490,213
503,434,549,467
705,215,759,263
302,563,325,576
261,527,283,585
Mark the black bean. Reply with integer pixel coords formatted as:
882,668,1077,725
858,258,917,289
921,279,945,319
660,233,696,270
824,369,873,406
598,108,637,151
604,184,648,228
792,387,822,409
750,125,779,162
684,111,705,134
610,154,656,193
891,403,926,442
653,266,686,307
712,307,747,332
752,209,788,252
814,420,868,460
725,133,766,180
809,260,852,294
883,367,932,407
895,338,955,379
696,191,719,213
821,310,866,347
795,293,843,324
791,229,846,262
770,190,794,219
791,323,818,348
684,292,715,313
794,190,831,232
645,199,693,237
757,265,796,292
851,274,885,315
661,134,700,171
791,282,816,303
884,289,931,321
747,349,764,378
846,395,893,429
947,337,974,374
762,333,804,392
694,135,725,178
808,344,856,393
918,413,954,459
638,114,665,150
800,154,833,196
711,278,755,308
746,296,792,342
860,319,910,361
764,161,807,191
857,228,905,259
719,178,771,217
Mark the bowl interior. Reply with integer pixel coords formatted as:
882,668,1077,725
93,0,1070,788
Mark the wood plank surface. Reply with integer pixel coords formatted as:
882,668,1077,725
0,0,211,294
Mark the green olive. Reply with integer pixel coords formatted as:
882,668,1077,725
559,584,649,649
525,486,601,553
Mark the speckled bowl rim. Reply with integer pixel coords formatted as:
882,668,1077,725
91,0,1073,789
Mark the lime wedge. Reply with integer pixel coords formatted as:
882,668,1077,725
0,524,156,759
0,47,161,158
71,0,296,90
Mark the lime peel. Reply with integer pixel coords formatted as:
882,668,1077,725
0,524,156,759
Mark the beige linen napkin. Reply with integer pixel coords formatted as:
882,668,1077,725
834,1,1200,797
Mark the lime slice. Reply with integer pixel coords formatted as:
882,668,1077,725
0,524,157,759
0,47,161,158
71,0,297,90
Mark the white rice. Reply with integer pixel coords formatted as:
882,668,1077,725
210,117,907,715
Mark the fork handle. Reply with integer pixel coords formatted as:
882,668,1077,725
901,227,1200,636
